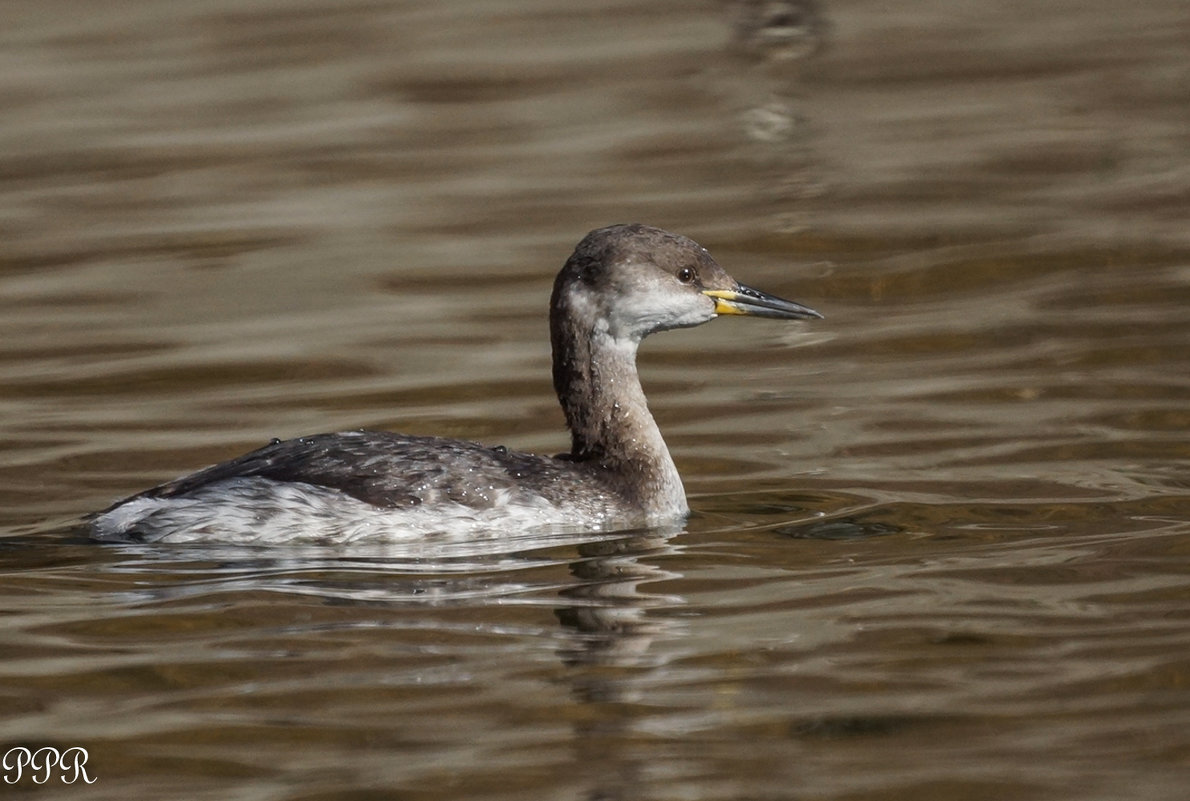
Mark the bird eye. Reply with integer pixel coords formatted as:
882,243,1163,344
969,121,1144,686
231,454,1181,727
676,266,697,285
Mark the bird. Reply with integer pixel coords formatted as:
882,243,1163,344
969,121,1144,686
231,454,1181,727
89,224,821,544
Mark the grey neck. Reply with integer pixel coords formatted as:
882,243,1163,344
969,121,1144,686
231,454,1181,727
551,317,687,518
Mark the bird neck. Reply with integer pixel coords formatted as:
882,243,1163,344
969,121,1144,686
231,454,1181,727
550,318,686,517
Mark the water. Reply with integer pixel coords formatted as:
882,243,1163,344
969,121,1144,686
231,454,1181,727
2,1,1188,798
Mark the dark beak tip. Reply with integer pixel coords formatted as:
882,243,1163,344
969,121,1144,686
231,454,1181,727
732,282,822,321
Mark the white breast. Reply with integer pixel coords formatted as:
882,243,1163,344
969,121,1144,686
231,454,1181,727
90,477,626,544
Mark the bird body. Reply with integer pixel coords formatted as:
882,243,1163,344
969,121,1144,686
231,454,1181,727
90,224,820,543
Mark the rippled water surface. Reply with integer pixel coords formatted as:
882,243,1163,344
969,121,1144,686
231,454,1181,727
2,1,1188,799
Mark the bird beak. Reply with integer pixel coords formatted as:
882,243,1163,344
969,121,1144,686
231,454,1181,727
703,285,823,320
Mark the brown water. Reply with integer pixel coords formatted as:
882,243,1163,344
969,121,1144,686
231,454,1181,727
2,1,1188,799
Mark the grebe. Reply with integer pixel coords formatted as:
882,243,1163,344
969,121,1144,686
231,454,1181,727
90,224,821,543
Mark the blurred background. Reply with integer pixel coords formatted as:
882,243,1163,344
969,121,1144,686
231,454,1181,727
1,1,1187,799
